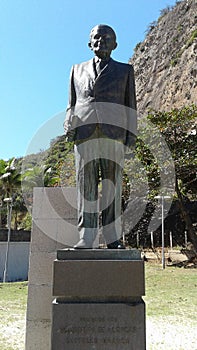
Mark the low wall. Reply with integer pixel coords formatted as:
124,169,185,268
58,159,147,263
0,229,31,242
0,242,30,282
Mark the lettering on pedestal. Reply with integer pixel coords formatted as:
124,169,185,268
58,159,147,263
58,316,137,345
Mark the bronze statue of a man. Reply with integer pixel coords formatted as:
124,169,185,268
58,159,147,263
64,24,137,248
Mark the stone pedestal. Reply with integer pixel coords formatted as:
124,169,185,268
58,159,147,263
51,249,146,350
25,187,78,350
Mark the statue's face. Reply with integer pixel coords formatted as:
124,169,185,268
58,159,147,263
89,26,117,59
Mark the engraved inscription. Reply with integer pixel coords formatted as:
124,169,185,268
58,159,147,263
58,315,134,345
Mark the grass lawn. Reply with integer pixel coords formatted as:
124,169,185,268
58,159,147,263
145,263,197,320
0,264,196,349
145,263,197,349
0,281,28,350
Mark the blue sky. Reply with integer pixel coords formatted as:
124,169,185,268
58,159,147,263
0,0,178,160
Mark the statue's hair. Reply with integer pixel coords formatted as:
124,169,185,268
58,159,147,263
89,24,116,41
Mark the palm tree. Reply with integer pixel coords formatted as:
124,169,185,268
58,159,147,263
22,164,60,189
0,160,7,227
0,158,22,281
0,158,21,198
21,164,60,210
0,158,22,228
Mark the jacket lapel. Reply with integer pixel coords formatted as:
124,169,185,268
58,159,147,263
83,58,97,81
81,58,116,84
95,58,116,82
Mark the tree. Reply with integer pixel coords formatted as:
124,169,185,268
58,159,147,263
0,158,21,198
22,164,60,188
44,136,75,187
12,193,28,230
0,160,7,227
0,158,23,229
142,105,197,250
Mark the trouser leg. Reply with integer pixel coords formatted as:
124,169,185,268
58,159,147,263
74,142,99,245
100,139,125,244
74,133,125,247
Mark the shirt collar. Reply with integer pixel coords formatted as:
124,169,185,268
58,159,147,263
94,56,111,64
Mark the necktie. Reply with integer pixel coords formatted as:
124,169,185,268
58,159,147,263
96,59,107,75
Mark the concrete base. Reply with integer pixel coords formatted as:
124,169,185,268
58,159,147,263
25,187,78,350
51,249,146,350
52,301,145,350
26,188,146,349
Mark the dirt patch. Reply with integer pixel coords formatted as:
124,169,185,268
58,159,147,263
147,316,197,350
0,317,26,350
144,248,197,268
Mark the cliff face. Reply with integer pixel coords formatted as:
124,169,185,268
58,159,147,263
130,0,197,115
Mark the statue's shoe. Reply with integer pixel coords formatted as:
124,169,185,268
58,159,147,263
73,238,93,249
107,240,125,249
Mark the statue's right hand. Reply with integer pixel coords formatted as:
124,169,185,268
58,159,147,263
64,114,78,141
66,130,75,142
63,120,70,134
64,120,76,142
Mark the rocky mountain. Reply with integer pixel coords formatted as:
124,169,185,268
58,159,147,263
130,0,197,115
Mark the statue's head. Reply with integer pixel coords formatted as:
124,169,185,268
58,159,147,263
88,24,117,59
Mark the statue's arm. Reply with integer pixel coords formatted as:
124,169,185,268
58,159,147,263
125,64,137,147
125,64,137,110
64,66,77,140
67,66,76,112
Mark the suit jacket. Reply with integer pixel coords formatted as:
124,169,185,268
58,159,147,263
64,57,137,146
